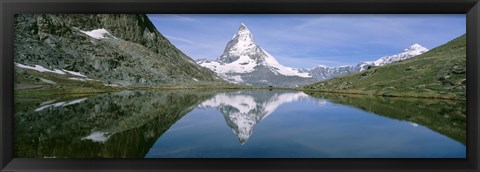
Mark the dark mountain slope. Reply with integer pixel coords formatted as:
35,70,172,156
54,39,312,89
14,14,225,87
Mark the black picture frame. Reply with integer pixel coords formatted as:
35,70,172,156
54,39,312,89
1,0,479,171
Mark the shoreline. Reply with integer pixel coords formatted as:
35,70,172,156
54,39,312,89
15,85,465,101
298,88,466,101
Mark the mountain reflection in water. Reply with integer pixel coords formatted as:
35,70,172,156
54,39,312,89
198,91,317,144
14,90,465,158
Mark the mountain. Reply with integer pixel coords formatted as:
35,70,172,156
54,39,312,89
198,90,313,144
304,34,466,100
354,43,429,71
197,24,315,87
302,65,356,81
196,23,429,87
305,44,429,81
14,14,225,90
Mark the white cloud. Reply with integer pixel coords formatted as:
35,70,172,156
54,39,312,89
164,35,196,44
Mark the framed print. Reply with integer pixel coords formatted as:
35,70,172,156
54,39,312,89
1,0,479,171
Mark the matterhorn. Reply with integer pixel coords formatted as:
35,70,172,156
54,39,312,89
197,23,315,87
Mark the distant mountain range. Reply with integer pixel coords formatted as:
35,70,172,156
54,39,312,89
304,34,466,100
197,23,429,87
304,44,429,81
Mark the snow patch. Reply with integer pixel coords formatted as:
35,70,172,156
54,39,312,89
81,131,111,143
80,28,111,39
15,63,90,79
40,78,56,84
15,63,91,78
317,64,327,68
199,56,257,74
64,98,88,106
62,69,87,77
69,77,93,82
104,83,119,87
15,63,65,75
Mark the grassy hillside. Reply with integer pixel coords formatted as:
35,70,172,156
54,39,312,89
15,66,121,98
303,34,466,100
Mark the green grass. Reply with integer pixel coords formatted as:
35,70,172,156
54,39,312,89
15,67,119,96
303,34,466,100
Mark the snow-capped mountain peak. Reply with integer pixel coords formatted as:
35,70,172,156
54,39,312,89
317,64,328,68
197,23,313,86
219,23,257,63
372,44,428,66
236,23,251,37
309,44,429,79
404,43,425,51
234,23,255,44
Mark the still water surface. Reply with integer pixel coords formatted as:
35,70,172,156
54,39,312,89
14,90,466,158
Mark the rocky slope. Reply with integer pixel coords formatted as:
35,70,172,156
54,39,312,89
302,65,356,81
304,34,466,100
14,14,225,88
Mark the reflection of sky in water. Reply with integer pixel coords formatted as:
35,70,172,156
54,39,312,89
145,91,466,158
15,90,465,158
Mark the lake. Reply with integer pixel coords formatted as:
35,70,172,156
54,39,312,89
14,89,466,158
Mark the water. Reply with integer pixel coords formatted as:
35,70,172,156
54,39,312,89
14,90,466,158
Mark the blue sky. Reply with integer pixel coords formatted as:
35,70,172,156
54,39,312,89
147,14,465,68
